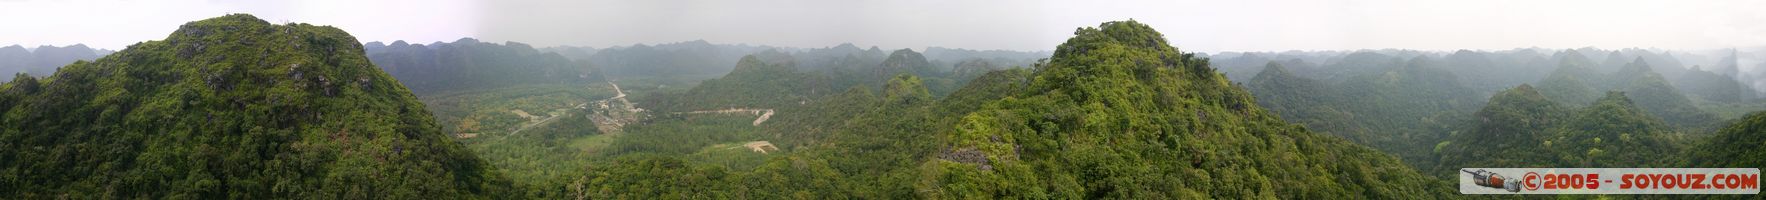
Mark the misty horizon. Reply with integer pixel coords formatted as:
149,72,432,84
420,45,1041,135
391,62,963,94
3,0,1763,53
5,2,1766,198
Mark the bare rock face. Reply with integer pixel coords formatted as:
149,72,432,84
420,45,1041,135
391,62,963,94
938,147,992,171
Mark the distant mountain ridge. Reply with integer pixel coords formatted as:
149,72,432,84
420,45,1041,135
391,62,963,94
363,38,597,94
0,44,111,82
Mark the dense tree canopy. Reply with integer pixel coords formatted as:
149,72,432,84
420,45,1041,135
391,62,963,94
10,12,1766,199
1687,111,1766,168
1435,84,1566,171
1245,57,1480,169
1437,87,1686,177
922,20,1454,199
0,14,509,199
640,54,833,112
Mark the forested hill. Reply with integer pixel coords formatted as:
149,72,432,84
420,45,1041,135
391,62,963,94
638,47,1016,113
920,20,1453,198
1536,52,1719,130
1244,57,1480,170
1247,62,1345,137
1434,85,1566,171
1676,65,1757,103
641,53,834,112
1535,50,1605,106
1688,111,1766,168
0,14,509,198
1435,85,1688,179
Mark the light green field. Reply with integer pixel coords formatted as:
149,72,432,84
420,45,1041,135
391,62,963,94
688,141,782,171
429,82,786,187
566,133,618,155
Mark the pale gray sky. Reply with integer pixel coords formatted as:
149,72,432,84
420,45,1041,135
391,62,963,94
1,0,1761,52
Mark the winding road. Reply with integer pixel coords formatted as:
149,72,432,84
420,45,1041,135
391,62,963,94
680,108,774,126
514,81,633,136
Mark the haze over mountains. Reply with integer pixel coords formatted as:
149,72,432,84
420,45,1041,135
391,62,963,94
4,10,1766,199
1214,47,1766,94
0,44,111,82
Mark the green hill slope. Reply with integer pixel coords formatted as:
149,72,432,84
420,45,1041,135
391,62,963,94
0,14,507,199
1548,92,1681,167
1688,111,1766,168
1537,53,1719,130
1605,58,1718,130
1435,84,1566,171
918,20,1452,199
641,53,833,112
1536,50,1605,106
1437,87,1685,176
1674,66,1756,103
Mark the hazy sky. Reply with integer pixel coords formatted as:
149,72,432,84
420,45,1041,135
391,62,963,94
1,0,1761,52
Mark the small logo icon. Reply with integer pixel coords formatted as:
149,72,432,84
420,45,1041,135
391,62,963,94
1464,169,1522,192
